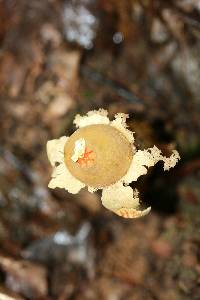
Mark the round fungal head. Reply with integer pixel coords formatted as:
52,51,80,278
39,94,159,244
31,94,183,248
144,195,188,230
64,124,133,188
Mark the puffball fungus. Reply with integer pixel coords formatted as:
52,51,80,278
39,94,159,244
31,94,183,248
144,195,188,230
47,109,180,218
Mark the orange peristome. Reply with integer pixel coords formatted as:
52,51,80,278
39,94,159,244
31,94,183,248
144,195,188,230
77,147,96,167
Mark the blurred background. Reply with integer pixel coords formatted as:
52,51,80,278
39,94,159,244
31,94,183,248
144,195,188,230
0,0,200,299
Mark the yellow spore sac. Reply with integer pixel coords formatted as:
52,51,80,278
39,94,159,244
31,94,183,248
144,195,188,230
47,109,180,219
64,124,133,188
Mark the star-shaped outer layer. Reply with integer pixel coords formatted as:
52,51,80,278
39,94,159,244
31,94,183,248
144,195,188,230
47,109,180,219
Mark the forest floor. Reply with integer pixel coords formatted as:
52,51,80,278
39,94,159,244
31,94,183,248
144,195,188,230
0,1,200,299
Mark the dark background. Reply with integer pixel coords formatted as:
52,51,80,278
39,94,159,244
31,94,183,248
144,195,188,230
0,0,200,299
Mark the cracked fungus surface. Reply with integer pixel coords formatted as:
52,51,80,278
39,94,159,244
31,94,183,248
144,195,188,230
64,124,133,187
47,109,180,219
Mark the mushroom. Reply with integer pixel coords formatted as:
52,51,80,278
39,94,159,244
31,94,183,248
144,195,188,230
47,109,180,218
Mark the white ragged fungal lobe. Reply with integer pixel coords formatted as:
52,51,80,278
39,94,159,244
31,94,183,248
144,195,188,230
47,136,85,194
101,182,150,218
74,109,109,128
110,113,135,144
48,162,85,194
47,136,68,166
74,109,135,144
163,150,180,171
101,182,140,211
122,146,180,185
71,138,86,162
88,186,98,193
